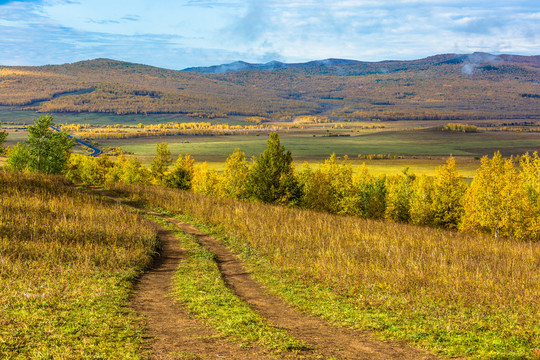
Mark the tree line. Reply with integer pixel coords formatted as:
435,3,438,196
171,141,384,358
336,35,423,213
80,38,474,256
2,115,539,241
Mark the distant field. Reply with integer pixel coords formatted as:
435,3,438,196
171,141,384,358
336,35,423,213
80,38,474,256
2,110,539,177
90,128,538,177
93,128,540,159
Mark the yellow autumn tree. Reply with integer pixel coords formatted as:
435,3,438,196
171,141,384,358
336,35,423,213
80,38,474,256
65,154,115,185
150,142,172,185
342,163,386,219
191,162,220,196
220,148,250,199
299,154,354,214
461,152,530,239
431,157,467,229
519,152,540,241
385,169,415,223
299,162,335,213
120,156,151,185
105,154,129,184
409,175,435,226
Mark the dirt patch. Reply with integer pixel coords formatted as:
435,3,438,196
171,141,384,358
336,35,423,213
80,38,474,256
130,225,274,360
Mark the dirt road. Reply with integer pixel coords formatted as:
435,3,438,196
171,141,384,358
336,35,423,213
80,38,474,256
100,190,442,359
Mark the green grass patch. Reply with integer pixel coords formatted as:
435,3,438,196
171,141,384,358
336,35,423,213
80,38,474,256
95,128,540,168
147,214,307,354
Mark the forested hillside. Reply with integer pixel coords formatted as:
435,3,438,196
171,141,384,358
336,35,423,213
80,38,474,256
0,53,538,120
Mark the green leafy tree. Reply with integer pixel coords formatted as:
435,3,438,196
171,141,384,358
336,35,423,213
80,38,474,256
150,142,172,184
165,154,195,190
247,133,300,205
121,156,151,184
26,114,74,174
5,143,30,172
350,164,387,219
336,163,387,219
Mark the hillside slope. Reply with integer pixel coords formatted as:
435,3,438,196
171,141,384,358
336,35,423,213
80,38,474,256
0,53,538,120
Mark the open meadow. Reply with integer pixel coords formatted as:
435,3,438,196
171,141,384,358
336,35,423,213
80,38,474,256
0,171,158,358
108,182,540,359
3,110,540,178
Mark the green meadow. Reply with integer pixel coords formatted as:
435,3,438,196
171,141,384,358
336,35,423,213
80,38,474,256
95,128,539,177
2,110,539,177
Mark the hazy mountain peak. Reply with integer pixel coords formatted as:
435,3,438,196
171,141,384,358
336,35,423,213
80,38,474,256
182,53,539,75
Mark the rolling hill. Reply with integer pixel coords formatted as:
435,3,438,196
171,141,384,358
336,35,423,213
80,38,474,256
0,53,538,120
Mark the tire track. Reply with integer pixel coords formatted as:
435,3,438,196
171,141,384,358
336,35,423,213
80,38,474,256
97,190,274,360
98,188,444,359
157,212,442,360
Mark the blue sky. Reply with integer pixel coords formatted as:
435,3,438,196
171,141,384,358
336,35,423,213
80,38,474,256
0,0,538,69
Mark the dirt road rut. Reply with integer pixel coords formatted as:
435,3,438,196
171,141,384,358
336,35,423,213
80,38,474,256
144,208,440,360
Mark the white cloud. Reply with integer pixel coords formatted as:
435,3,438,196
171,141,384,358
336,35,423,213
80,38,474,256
0,0,537,68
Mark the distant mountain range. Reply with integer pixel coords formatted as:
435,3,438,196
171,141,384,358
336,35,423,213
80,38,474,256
183,53,540,75
1,53,539,120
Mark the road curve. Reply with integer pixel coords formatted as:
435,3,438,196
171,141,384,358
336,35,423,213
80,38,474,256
50,125,102,157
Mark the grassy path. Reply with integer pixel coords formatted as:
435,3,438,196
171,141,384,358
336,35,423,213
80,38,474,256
157,212,441,360
95,189,278,359
129,219,276,360
99,188,442,359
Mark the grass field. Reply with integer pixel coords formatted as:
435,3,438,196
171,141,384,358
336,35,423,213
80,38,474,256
0,172,158,359
91,127,540,161
2,110,539,177
110,182,540,360
93,128,538,177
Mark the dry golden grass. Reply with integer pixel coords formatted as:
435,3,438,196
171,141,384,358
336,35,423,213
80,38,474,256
110,182,540,359
0,171,158,359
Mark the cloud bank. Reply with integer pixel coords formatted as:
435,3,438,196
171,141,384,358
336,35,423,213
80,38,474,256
0,0,538,69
